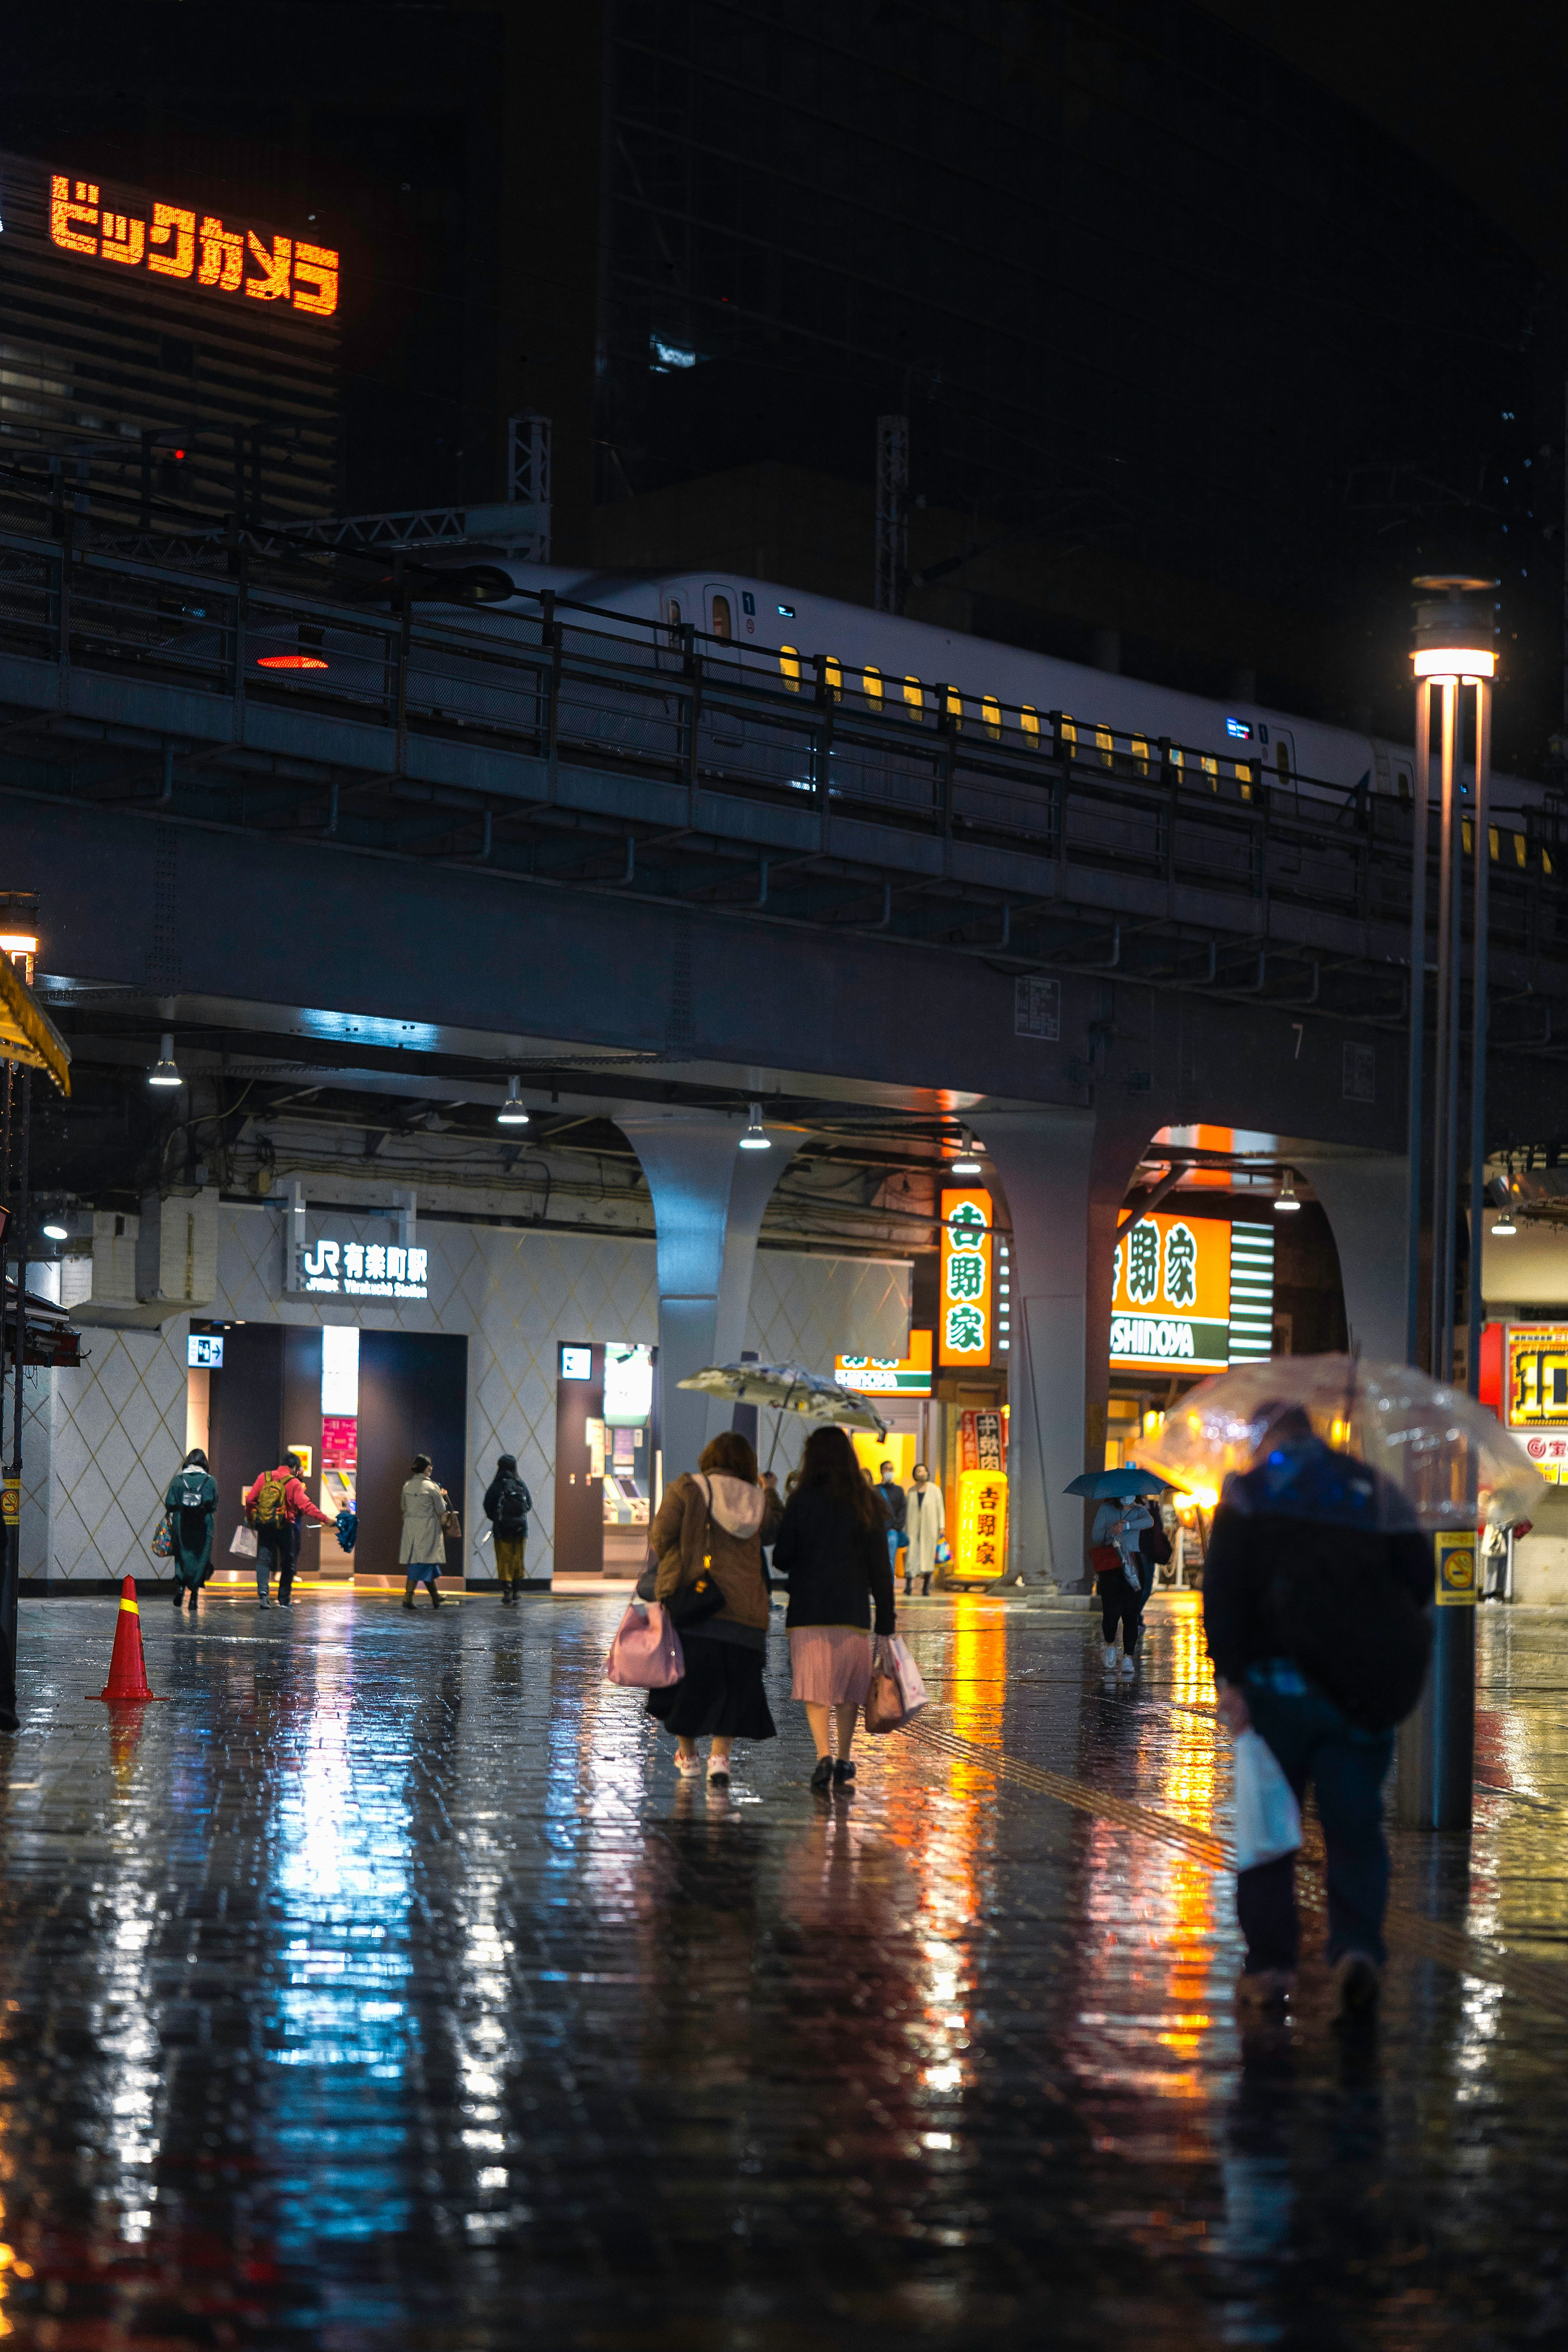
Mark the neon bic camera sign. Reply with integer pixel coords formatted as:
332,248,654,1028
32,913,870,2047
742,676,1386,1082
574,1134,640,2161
49,176,339,318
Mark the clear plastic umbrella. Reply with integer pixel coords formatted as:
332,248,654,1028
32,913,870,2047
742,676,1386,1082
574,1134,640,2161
1136,1354,1547,1531
677,1362,889,1436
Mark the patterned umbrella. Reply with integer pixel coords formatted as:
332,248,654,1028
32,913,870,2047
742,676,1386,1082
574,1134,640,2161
678,1361,889,1437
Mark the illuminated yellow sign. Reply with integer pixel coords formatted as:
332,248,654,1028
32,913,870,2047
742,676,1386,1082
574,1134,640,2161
1505,1324,1568,1485
940,1188,993,1365
1111,1211,1232,1371
954,1468,1007,1581
49,175,338,319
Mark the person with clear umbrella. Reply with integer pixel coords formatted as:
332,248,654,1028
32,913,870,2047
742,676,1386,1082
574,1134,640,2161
1140,1359,1545,2024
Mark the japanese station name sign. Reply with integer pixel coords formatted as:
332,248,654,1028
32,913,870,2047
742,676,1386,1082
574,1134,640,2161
1506,1323,1568,1485
835,1330,933,1396
939,1188,993,1366
299,1237,429,1301
1110,1211,1232,1371
49,173,339,318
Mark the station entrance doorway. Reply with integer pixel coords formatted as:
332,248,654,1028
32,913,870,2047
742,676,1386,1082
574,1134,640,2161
195,1324,468,1592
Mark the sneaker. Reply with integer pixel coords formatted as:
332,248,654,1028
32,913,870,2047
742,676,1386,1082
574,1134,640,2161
278,1598,292,1609
257,1598,273,1610
1332,1952,1382,2021
1102,1643,1118,1672
1236,1967,1296,2013
832,1759,857,1788
810,1755,834,1791
1120,1653,1137,1678
675,1751,703,1778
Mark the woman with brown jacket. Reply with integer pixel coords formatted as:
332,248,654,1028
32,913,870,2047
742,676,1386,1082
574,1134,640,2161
647,1430,783,1784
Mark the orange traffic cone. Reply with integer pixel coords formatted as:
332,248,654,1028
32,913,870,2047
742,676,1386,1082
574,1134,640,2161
89,1576,158,1702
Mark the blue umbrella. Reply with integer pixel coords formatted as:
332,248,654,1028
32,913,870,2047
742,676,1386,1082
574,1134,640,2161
1063,1467,1174,1500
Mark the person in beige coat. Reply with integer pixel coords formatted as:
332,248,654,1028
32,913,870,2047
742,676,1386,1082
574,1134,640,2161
904,1463,945,1595
400,1454,450,1610
647,1429,783,1784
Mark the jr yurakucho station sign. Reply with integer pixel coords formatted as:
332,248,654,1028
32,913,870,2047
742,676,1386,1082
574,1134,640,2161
1110,1212,1232,1371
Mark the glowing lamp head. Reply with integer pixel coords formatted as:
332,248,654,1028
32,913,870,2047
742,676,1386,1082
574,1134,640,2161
496,1076,529,1126
1411,575,1499,684
1274,1168,1301,1212
147,1030,183,1088
739,1102,771,1150
1491,1215,1517,1237
42,1219,68,1241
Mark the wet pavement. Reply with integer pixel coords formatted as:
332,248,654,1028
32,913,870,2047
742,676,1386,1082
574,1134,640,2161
2,1591,1568,2350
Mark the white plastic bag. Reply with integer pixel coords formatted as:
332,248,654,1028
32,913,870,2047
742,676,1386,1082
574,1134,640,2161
229,1524,258,1559
1232,1728,1302,1873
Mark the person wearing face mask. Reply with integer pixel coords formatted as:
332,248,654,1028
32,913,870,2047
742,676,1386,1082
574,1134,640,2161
903,1462,945,1596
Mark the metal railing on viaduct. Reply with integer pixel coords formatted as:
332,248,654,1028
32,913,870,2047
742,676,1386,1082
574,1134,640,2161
1,518,1566,1056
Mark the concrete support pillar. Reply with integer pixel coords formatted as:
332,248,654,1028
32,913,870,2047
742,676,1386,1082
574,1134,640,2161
983,1110,1098,1587
615,1110,801,1481
1290,1150,1409,1362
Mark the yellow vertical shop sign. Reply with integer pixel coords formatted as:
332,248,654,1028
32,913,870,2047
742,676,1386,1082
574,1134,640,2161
940,1188,993,1366
1434,1529,1478,1606
953,1467,1007,1580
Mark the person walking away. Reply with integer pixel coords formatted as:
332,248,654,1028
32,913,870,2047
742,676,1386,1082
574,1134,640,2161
648,1432,781,1783
904,1462,944,1596
1094,1498,1155,1676
483,1452,534,1603
165,1447,218,1613
243,1452,334,1609
772,1425,896,1792
1203,1410,1433,2021
401,1455,451,1609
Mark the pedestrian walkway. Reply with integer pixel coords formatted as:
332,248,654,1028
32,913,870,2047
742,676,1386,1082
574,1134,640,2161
0,1594,1565,2346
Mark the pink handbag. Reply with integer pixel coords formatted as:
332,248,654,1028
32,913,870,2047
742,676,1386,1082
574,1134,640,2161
605,1601,684,1689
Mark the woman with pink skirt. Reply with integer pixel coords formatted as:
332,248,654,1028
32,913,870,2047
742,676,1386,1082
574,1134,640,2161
771,1425,898,1792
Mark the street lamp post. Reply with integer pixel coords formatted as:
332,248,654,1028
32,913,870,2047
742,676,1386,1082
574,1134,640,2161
1399,576,1497,1832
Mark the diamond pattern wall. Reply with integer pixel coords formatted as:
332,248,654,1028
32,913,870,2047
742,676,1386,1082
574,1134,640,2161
30,1200,910,1583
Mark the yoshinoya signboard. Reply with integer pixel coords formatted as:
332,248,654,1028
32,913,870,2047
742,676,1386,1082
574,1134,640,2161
835,1331,933,1396
298,1238,429,1301
1109,1211,1276,1373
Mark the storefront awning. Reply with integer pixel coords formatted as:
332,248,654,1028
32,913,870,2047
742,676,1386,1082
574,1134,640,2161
0,955,70,1095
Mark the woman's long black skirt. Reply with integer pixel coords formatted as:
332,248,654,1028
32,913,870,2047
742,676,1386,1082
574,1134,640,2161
647,1631,776,1741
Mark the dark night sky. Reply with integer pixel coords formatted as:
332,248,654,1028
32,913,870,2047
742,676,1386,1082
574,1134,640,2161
1202,2,1568,275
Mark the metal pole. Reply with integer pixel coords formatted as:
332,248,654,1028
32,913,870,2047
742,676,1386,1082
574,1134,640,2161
1467,677,1492,1394
1428,678,1458,1380
1441,704,1463,1387
1405,680,1431,1365
0,1068,28,1732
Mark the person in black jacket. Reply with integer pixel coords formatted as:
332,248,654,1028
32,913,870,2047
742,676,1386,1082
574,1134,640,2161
772,1425,897,1792
482,1453,534,1604
1203,1413,1434,2020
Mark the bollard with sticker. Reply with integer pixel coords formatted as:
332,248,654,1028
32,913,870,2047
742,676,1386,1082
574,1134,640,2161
1434,1528,1478,1607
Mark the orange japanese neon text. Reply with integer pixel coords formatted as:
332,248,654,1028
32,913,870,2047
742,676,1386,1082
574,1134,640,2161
48,170,337,321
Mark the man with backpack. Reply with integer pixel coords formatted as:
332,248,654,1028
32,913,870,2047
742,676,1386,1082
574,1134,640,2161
482,1452,534,1603
243,1450,335,1609
1203,1410,1433,2023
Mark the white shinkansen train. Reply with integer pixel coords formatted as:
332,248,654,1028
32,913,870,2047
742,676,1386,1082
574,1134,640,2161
428,557,1545,830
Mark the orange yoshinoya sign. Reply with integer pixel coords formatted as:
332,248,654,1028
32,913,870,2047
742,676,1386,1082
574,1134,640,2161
49,175,338,319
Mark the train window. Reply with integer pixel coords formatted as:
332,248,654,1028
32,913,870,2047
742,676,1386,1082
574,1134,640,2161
1515,832,1528,868
903,675,923,717
667,598,682,626
1236,761,1253,802
779,645,801,693
1275,740,1290,783
1462,817,1474,857
1021,704,1040,745
1170,747,1185,774
822,655,843,702
1060,713,1078,758
1201,754,1218,791
944,685,963,729
863,664,883,705
1396,770,1412,804
982,694,1002,740
1488,826,1499,863
1546,847,1555,877
712,595,733,641
1096,726,1114,770
1131,733,1150,777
